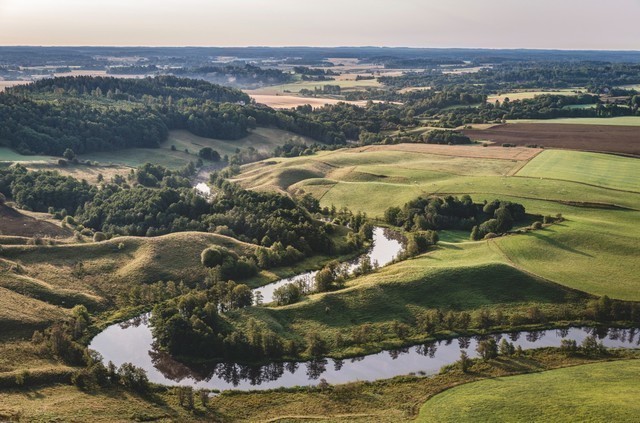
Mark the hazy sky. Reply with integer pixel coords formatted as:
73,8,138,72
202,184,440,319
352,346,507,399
1,0,639,49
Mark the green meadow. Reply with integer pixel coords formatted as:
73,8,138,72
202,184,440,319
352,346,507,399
235,144,640,302
419,360,640,422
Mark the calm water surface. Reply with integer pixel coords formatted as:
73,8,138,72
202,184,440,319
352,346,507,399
90,318,639,391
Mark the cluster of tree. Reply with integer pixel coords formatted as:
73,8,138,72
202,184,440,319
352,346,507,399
135,162,194,188
107,65,159,75
299,85,341,96
0,76,360,157
436,94,635,128
424,129,471,145
0,93,169,155
173,64,293,87
13,75,250,103
385,195,526,236
150,287,294,360
0,165,96,212
273,140,320,158
379,62,640,91
292,67,338,76
201,246,259,280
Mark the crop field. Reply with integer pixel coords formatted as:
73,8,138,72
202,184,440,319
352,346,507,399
464,122,640,156
516,149,640,192
508,116,640,126
249,94,370,109
419,360,640,422
245,78,382,96
486,89,581,103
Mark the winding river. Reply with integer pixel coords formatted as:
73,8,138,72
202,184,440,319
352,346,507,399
90,323,639,391
89,225,639,391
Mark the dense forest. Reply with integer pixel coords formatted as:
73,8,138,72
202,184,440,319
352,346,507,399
0,165,336,257
0,76,358,156
379,62,640,91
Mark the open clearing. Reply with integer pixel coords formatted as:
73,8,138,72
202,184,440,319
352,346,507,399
465,122,640,156
250,94,370,109
80,127,315,169
246,78,381,96
487,89,582,103
419,360,640,422
0,204,71,238
516,149,640,192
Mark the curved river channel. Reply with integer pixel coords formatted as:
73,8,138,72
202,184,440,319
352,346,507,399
90,227,640,391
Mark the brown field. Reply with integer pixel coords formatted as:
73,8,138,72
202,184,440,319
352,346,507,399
0,205,71,238
249,94,370,109
360,143,542,161
24,163,132,185
0,81,30,92
465,123,640,156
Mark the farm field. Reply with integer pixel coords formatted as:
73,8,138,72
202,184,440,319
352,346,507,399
235,144,640,300
418,360,640,423
516,149,640,192
508,116,640,126
464,122,640,156
245,77,382,96
249,94,370,109
487,89,582,103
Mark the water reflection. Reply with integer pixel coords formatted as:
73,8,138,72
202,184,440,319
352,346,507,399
255,227,405,304
90,324,640,391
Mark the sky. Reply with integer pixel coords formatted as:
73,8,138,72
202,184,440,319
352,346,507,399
0,0,639,49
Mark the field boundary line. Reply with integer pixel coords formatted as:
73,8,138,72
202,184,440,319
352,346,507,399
512,174,640,195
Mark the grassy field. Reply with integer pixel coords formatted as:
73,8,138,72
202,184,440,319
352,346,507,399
507,116,640,126
516,149,640,192
0,147,52,163
233,241,591,359
166,127,318,157
487,89,581,103
419,360,640,422
234,143,640,301
79,127,319,169
1,350,635,422
246,78,381,96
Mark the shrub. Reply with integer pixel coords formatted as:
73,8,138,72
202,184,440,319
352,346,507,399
201,246,226,268
93,232,107,242
532,221,543,229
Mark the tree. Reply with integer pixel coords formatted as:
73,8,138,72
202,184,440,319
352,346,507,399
63,148,76,160
476,338,498,361
201,246,226,268
459,350,472,373
315,267,335,292
499,338,515,356
198,147,221,162
470,225,480,241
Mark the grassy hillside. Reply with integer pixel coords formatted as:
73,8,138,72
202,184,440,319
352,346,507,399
167,127,318,158
0,232,257,334
516,150,640,192
234,144,640,301
418,360,640,422
233,242,590,358
79,127,319,169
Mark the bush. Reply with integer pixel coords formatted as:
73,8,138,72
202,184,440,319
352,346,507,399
93,232,107,242
201,246,226,268
532,221,543,229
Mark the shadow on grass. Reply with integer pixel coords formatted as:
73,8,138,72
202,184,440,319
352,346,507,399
527,230,593,258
